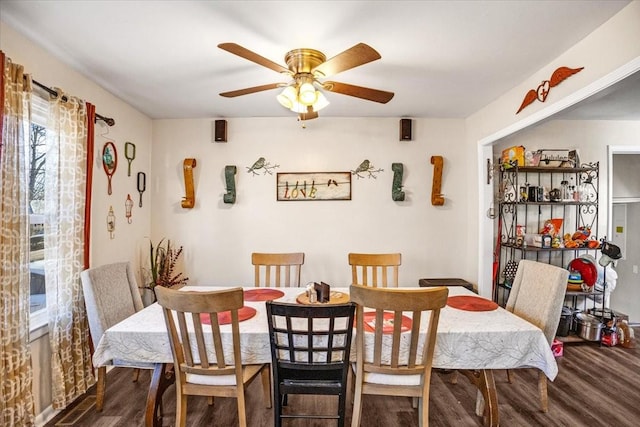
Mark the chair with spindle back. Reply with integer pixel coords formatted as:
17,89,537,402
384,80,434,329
348,253,401,287
349,284,449,427
155,286,271,427
252,252,305,287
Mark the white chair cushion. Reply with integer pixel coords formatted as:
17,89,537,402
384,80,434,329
352,363,422,386
186,373,237,386
363,372,422,386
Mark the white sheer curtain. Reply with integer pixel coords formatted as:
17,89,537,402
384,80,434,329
44,88,94,408
0,51,35,426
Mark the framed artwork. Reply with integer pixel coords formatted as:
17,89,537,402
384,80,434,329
277,172,351,201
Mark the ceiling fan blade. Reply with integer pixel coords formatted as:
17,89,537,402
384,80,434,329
312,43,381,78
323,81,394,104
218,43,290,75
219,83,282,98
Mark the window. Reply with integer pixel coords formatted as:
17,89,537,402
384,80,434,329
29,94,49,319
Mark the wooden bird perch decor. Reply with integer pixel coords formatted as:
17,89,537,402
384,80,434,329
181,158,197,208
430,155,444,206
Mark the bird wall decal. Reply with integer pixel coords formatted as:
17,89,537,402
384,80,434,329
516,66,584,114
246,157,279,176
351,159,383,179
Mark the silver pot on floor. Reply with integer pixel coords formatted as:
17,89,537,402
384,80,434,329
575,313,604,341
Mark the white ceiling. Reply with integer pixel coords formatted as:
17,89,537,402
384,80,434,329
0,0,632,120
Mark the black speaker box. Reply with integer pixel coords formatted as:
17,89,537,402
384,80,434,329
399,118,412,141
214,119,227,142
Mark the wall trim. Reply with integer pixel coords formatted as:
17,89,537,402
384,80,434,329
35,404,58,427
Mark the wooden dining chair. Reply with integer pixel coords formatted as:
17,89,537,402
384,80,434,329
252,252,305,287
348,253,401,287
504,260,569,413
266,301,356,427
155,286,271,427
80,261,154,411
349,284,449,427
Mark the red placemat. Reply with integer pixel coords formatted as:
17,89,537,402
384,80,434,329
446,295,498,312
244,288,285,302
362,311,412,333
200,306,257,325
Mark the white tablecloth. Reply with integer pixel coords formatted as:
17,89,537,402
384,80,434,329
93,286,558,380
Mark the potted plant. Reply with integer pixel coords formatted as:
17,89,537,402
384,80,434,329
142,238,189,304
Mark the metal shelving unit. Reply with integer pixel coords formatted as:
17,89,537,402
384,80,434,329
494,163,601,316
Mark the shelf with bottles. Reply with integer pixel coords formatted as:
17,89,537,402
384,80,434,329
498,162,599,206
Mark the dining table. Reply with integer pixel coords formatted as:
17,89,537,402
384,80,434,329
93,285,558,427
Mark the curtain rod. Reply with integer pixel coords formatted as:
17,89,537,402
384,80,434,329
32,79,115,127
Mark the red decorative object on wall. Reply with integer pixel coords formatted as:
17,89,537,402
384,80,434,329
516,66,584,114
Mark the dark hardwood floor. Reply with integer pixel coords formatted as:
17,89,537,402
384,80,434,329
46,336,640,426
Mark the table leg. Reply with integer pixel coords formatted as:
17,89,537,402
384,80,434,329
145,363,175,427
458,369,498,427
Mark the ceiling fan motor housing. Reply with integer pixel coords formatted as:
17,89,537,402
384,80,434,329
285,48,326,75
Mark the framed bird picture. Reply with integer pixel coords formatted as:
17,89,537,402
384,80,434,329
276,172,351,201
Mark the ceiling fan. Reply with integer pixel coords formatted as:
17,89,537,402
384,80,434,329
218,42,394,120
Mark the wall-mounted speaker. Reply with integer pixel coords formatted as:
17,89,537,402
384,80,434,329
214,119,227,142
399,118,412,141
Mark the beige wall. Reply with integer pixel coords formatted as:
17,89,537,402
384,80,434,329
150,117,468,287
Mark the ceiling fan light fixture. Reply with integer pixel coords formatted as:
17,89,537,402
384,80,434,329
298,82,317,105
276,85,297,109
289,99,308,114
312,91,330,112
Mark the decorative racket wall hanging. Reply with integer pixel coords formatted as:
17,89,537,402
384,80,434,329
102,142,117,195
124,142,136,176
137,172,146,207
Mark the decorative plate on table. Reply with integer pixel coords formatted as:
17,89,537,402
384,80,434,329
244,288,285,302
296,291,350,305
446,295,498,312
361,311,412,333
200,306,257,325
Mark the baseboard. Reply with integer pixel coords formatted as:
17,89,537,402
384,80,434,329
35,404,59,427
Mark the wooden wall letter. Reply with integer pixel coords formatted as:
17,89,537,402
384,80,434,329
391,163,405,201
181,158,197,208
430,156,444,206
223,165,237,204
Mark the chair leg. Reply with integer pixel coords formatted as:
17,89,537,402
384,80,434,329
274,388,282,427
506,369,514,383
351,378,363,427
176,386,187,427
418,396,427,427
261,366,272,408
237,385,248,427
207,396,214,406
96,366,106,411
412,397,418,409
450,370,459,384
338,390,347,427
538,371,549,413
132,368,140,382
